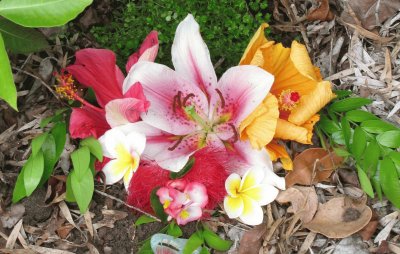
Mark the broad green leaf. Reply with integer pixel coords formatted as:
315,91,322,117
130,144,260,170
89,154,96,176
332,131,346,145
167,221,183,237
183,232,204,254
361,120,397,134
0,18,48,53
150,187,168,222
135,215,157,226
65,174,76,202
70,169,94,213
0,0,93,27
71,146,90,178
346,110,378,122
334,90,353,99
23,151,44,196
50,122,66,159
0,33,17,110
379,158,400,208
351,127,367,159
81,137,103,162
333,147,350,157
341,117,351,150
389,151,400,175
137,239,152,254
363,140,380,176
318,115,340,134
356,166,374,198
12,166,26,203
372,176,382,201
40,134,57,184
377,130,400,148
330,97,372,112
200,247,211,254
170,157,195,179
203,227,232,251
31,132,48,157
40,108,67,128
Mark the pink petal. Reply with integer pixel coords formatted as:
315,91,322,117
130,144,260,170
172,14,217,98
124,82,149,105
125,31,159,72
123,61,208,136
105,98,147,127
67,49,124,107
211,65,274,126
167,179,188,191
69,107,109,139
156,187,171,204
176,205,203,225
184,182,208,208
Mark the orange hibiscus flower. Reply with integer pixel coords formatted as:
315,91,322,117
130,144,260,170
239,23,336,170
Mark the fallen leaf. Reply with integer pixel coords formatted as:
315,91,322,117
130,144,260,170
286,148,344,188
93,210,128,230
307,0,334,21
304,196,372,238
377,241,390,254
5,219,23,249
56,224,74,239
238,224,267,254
358,209,379,241
336,168,360,187
333,235,369,254
341,0,400,30
276,186,318,223
0,204,25,228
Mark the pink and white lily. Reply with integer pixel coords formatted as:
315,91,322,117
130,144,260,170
156,179,208,225
122,14,276,175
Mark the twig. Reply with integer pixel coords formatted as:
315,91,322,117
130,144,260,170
94,189,161,222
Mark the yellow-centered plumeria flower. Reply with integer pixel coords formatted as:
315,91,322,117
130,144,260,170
99,125,146,190
239,23,336,170
224,168,279,225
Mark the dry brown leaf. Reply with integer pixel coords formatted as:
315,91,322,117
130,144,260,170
377,240,390,254
56,224,74,239
285,148,343,188
5,219,22,249
303,196,372,238
358,209,379,241
344,22,394,43
276,186,318,223
0,204,25,228
341,0,400,30
307,0,334,21
93,210,128,230
238,224,267,254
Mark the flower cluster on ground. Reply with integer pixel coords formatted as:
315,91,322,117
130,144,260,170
57,14,336,226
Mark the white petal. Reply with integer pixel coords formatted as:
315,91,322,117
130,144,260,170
243,184,279,206
99,128,126,158
125,131,146,155
102,160,127,185
262,169,286,190
239,197,264,225
224,196,244,219
225,173,241,197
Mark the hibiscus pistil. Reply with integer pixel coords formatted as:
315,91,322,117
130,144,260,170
279,89,301,111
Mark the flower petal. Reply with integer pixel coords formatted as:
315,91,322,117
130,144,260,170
69,107,109,139
274,119,313,144
123,61,208,135
156,187,171,204
102,159,128,185
98,127,126,158
239,196,264,225
224,196,244,219
266,141,293,170
262,169,286,190
105,98,146,127
184,182,208,208
239,93,279,149
242,184,279,206
126,31,159,72
123,162,139,191
167,179,188,191
176,205,203,225
125,131,146,155
67,49,123,107
289,81,335,125
239,23,270,66
240,168,265,192
225,173,241,197
212,65,274,126
172,14,217,97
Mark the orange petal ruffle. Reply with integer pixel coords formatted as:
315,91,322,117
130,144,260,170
266,140,293,170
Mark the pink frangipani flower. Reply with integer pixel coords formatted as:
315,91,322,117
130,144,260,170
123,15,278,178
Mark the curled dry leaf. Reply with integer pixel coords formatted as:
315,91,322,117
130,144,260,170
303,196,372,238
358,209,379,241
276,186,318,224
238,224,267,254
93,210,128,230
285,148,344,188
307,0,334,21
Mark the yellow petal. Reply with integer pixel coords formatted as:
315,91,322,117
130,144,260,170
289,81,336,125
224,196,244,219
274,119,313,144
225,173,241,197
239,23,269,65
290,41,321,82
266,141,293,170
242,184,278,205
239,94,279,149
239,196,264,225
240,168,264,192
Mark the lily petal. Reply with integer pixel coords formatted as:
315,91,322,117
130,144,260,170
224,196,244,219
123,61,208,136
171,14,217,97
184,182,208,208
242,184,279,206
126,31,159,72
69,107,109,139
239,196,264,225
102,159,128,185
225,173,241,197
105,98,146,127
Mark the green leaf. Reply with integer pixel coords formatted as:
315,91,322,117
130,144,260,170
334,90,353,99
135,215,157,226
65,174,76,202
50,122,66,159
389,151,400,175
0,18,48,53
372,176,382,201
351,127,367,159
200,247,210,254
346,110,378,122
150,187,168,222
377,130,400,148
23,151,44,196
183,232,204,254
167,221,183,237
203,227,232,251
0,0,93,27
379,158,400,208
137,239,152,254
330,97,372,112
331,131,346,145
0,33,17,110
81,137,103,162
333,147,350,157
71,146,90,178
341,117,351,150
361,120,397,134
356,165,374,198
12,166,27,203
40,134,57,184
170,157,195,179
31,133,48,157
40,108,67,128
363,140,380,176
70,169,94,213
318,115,340,134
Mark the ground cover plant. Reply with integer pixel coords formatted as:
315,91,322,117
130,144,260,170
1,0,400,253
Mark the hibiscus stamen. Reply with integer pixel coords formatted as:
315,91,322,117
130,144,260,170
168,136,184,151
215,89,225,108
279,89,301,111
